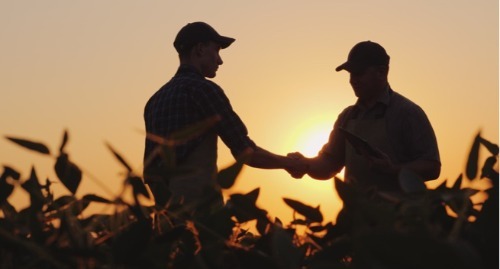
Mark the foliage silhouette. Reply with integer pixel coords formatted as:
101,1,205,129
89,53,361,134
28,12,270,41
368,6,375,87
0,129,498,269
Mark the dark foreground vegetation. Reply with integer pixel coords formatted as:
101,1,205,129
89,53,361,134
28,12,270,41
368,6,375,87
0,129,498,269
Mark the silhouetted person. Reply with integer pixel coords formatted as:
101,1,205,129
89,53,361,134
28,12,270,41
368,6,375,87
144,22,301,208
288,41,440,192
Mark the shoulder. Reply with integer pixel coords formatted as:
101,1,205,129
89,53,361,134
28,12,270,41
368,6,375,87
333,105,357,128
338,105,356,118
389,90,427,116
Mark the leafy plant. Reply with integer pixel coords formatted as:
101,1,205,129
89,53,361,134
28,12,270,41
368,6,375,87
0,130,497,269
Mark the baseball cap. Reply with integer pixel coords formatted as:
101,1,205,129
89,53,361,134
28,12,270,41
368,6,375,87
335,41,390,72
173,22,235,53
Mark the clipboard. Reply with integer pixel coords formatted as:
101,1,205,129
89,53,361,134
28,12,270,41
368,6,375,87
338,127,385,158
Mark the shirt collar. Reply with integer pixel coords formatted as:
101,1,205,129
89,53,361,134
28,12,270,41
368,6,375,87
355,85,392,110
176,64,203,78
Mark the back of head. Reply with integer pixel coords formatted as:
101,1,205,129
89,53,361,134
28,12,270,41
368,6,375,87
173,22,235,56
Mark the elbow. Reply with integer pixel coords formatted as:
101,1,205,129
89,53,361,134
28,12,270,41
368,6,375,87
308,165,339,181
430,165,441,180
424,162,441,181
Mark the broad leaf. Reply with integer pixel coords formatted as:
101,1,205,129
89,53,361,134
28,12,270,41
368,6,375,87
0,177,14,204
283,198,323,223
481,156,499,181
217,160,244,189
0,200,17,220
21,167,45,210
334,177,356,204
5,136,51,155
228,188,268,223
82,194,112,204
54,153,82,194
309,224,327,233
2,165,21,181
465,132,481,179
59,129,69,153
47,195,76,212
479,137,499,156
126,176,150,199
106,142,133,172
0,166,20,203
452,174,463,191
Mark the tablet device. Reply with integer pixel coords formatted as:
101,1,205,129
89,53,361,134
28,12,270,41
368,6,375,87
338,127,384,158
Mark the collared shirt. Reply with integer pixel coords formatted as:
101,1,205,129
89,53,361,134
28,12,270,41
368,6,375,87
320,87,440,174
143,65,256,167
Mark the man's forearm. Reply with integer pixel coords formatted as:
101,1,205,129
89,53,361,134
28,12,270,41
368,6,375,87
243,147,292,169
305,157,340,180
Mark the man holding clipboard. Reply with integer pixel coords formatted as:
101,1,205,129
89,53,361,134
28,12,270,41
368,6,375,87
287,41,441,192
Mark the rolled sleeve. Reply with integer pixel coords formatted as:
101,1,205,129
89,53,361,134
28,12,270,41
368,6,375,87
193,81,257,158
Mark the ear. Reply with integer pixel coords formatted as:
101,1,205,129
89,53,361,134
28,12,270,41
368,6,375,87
194,42,205,57
376,66,389,78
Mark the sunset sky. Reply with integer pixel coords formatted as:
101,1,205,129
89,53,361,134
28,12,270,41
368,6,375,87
1,1,498,225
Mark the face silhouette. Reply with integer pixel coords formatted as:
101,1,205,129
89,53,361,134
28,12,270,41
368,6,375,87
198,41,223,78
349,66,386,101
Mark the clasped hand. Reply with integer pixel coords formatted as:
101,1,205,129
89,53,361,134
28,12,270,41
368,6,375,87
285,152,309,179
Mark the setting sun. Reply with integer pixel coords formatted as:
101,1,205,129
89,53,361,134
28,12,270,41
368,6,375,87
287,116,333,158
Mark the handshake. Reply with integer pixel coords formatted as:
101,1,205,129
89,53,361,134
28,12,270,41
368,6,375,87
285,152,310,179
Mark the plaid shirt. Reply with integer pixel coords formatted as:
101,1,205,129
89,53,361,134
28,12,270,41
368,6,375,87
144,65,256,167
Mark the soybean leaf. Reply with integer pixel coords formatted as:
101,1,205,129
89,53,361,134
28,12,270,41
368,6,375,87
452,174,463,191
46,195,75,212
290,219,308,225
479,137,499,156
217,159,245,189
283,198,323,223
5,136,50,155
309,224,327,233
54,153,82,194
0,200,17,221
82,194,112,204
59,129,69,153
2,165,21,181
246,187,260,204
228,188,268,223
21,167,45,211
0,177,14,204
481,156,499,182
466,132,481,180
105,142,133,173
275,217,283,227
334,177,357,205
126,176,150,199
435,178,449,191
0,166,20,204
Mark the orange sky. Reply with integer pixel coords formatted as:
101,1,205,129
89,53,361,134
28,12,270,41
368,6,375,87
1,1,498,225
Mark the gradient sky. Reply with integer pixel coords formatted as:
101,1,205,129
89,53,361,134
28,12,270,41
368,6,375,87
1,1,498,225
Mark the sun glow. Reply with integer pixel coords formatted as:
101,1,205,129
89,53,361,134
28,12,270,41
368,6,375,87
289,119,332,158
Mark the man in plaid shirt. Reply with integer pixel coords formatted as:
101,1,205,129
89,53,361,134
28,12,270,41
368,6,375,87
144,22,300,208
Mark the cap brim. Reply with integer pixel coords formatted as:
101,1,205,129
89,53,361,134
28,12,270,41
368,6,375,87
335,62,349,72
335,62,366,73
217,36,235,49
